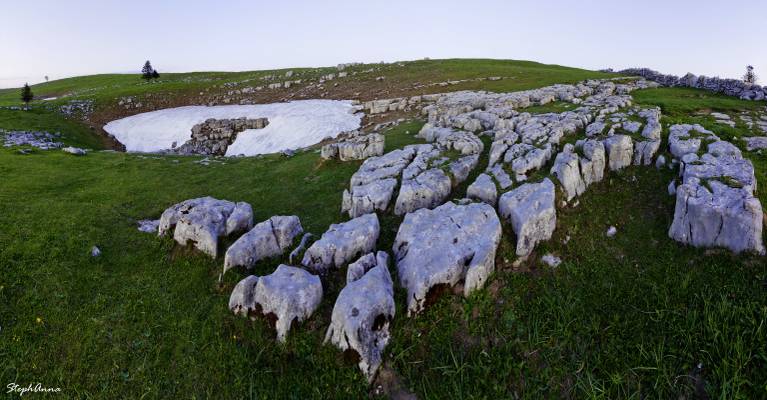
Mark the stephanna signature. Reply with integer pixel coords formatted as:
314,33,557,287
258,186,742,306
7,383,62,396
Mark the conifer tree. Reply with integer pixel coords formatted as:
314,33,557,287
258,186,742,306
142,61,154,80
20,83,33,105
743,65,758,85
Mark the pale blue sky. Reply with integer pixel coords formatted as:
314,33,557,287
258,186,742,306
1,0,765,88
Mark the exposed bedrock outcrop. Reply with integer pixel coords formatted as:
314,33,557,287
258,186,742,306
173,117,269,155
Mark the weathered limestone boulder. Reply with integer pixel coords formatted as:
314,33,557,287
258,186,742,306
223,216,303,275
302,213,380,273
228,275,259,317
393,202,502,315
498,179,557,257
325,252,394,381
341,178,398,218
633,140,661,166
253,265,323,342
550,144,585,201
349,147,417,187
394,169,452,215
62,146,87,155
158,197,253,258
575,139,606,186
602,134,634,171
488,164,514,189
669,180,764,254
321,131,385,161
669,140,764,254
466,173,498,206
744,136,767,151
449,154,480,184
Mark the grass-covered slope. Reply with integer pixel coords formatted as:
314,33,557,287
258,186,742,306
1,61,766,398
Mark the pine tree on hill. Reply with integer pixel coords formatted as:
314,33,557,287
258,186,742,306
20,83,34,106
743,65,758,85
142,60,154,80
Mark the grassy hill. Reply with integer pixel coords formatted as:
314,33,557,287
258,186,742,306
1,59,765,399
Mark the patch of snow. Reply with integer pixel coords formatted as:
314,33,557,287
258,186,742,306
103,100,362,156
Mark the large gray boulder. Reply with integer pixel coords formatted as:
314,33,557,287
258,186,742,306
466,173,498,206
498,178,557,257
302,213,380,273
393,202,502,315
325,252,394,382
159,197,253,258
223,216,303,275
669,180,764,254
550,144,585,201
394,169,452,215
253,265,323,342
669,140,764,254
576,139,606,186
602,135,634,171
633,140,661,166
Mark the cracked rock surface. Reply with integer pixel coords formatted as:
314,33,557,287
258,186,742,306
302,213,380,273
393,202,502,315
223,215,303,275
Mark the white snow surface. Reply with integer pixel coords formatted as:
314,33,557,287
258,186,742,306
103,100,362,156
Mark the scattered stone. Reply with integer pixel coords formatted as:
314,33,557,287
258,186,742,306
302,213,380,273
137,219,160,233
498,179,557,257
655,154,667,169
606,226,617,237
91,246,101,257
62,146,87,155
393,202,502,315
325,252,394,381
0,130,63,149
541,254,561,267
668,181,677,196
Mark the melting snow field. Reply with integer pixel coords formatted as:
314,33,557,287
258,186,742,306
103,100,362,156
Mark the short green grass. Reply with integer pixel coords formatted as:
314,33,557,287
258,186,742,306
1,67,766,399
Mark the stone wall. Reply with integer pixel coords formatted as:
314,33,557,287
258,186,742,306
618,68,767,101
173,117,269,155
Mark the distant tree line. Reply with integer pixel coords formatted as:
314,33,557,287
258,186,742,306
142,60,160,81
